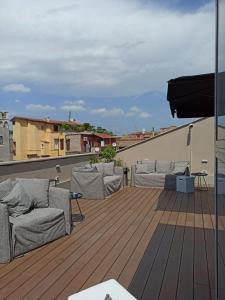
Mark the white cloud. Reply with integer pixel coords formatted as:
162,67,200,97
90,105,150,118
126,106,151,118
2,83,31,93
91,107,125,117
0,0,214,96
26,104,56,111
61,99,85,112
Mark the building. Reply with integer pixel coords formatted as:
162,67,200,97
65,132,117,154
11,116,80,160
0,112,11,162
159,125,177,134
116,130,158,149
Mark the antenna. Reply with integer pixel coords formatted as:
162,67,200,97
68,111,71,121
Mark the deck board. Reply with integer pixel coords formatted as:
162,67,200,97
0,187,223,300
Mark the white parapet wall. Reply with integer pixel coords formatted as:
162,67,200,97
0,153,96,184
116,117,215,186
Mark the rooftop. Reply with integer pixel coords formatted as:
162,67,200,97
11,116,81,126
0,187,220,300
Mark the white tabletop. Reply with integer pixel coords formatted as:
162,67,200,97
68,279,137,300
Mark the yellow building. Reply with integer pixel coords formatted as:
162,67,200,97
11,116,79,160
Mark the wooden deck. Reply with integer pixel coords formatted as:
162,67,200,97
0,187,223,300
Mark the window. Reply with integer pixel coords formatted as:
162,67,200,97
0,136,3,145
53,124,59,132
54,139,59,150
66,139,70,151
13,141,16,155
60,139,64,150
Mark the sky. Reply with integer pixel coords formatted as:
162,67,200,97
0,0,214,134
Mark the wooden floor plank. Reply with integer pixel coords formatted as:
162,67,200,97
176,192,195,300
82,189,161,290
45,189,157,300
2,188,143,299
158,193,188,300
194,191,211,300
140,192,183,300
0,187,219,300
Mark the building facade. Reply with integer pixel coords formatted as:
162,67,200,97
0,112,11,162
11,116,79,160
65,132,116,154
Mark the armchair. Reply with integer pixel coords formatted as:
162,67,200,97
0,186,71,263
71,163,123,200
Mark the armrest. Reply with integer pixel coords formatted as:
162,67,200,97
130,165,136,186
49,187,72,234
0,203,12,263
71,171,105,199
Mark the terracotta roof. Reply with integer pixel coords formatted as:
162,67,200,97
11,116,81,126
94,133,116,139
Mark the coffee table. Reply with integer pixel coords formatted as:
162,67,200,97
68,279,137,300
69,192,84,222
191,172,208,191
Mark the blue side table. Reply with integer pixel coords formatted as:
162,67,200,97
70,192,84,222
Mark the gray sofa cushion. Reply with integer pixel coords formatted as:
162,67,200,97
103,162,114,176
0,179,13,200
141,160,156,173
10,207,65,256
16,178,50,208
2,182,33,217
156,161,172,174
136,164,149,174
172,161,189,175
73,166,97,172
92,163,104,174
135,173,176,189
104,175,122,196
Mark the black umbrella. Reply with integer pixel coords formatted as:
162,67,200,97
167,73,214,118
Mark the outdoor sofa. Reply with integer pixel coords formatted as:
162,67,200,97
131,160,189,189
0,178,72,263
71,162,123,200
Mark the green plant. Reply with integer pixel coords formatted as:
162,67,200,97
114,158,124,167
89,156,101,164
100,145,116,162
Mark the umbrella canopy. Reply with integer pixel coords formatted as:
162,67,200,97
167,73,214,118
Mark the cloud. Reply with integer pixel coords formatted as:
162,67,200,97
91,105,150,118
0,0,214,97
61,99,85,112
91,107,125,117
2,83,31,93
26,104,56,111
126,106,151,118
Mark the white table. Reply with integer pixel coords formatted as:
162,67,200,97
68,279,137,300
176,175,195,193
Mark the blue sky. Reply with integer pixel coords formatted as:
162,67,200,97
0,0,214,134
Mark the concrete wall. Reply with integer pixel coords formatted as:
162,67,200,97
0,127,11,162
0,153,96,183
116,117,214,185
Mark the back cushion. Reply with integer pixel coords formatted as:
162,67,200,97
92,163,104,174
2,181,33,217
172,161,189,175
156,161,172,173
103,162,114,176
0,179,13,200
16,178,50,208
142,160,156,173
136,164,149,174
